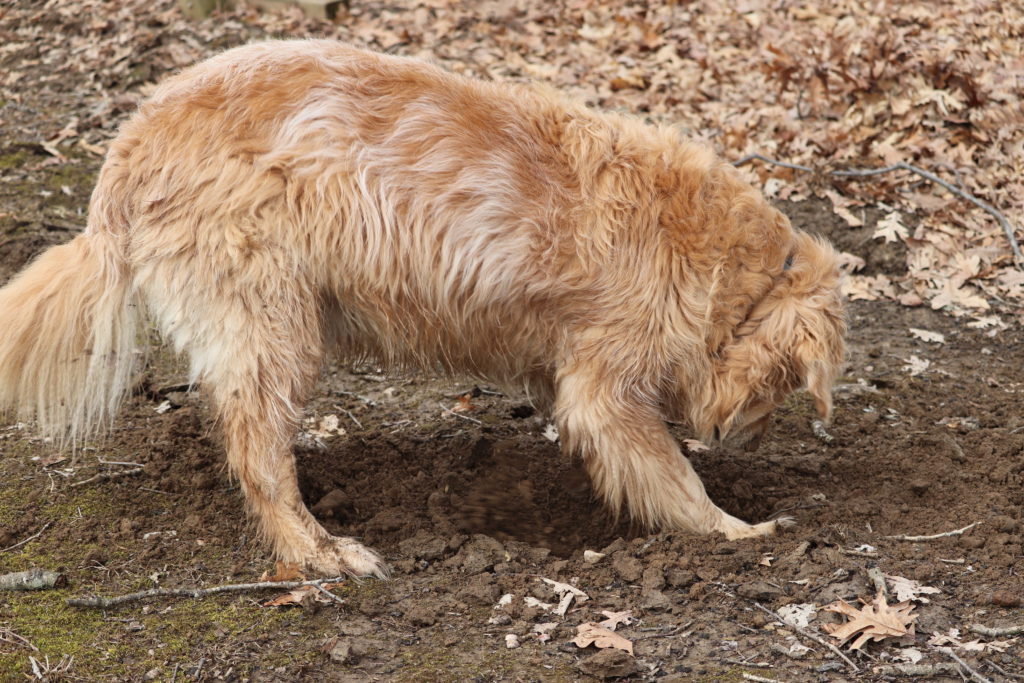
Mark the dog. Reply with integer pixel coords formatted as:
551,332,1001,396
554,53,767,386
0,41,845,577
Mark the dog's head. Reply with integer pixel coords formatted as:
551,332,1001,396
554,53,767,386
689,230,846,449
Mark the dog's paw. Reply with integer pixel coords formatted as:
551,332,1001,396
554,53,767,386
719,515,793,540
308,536,390,579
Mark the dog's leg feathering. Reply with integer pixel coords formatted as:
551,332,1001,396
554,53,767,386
555,368,786,540
186,286,388,579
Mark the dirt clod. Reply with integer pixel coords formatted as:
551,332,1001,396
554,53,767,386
577,649,640,679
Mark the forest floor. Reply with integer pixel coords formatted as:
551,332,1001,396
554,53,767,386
1,1,1022,681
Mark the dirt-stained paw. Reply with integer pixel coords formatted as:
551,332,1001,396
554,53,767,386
308,536,390,579
719,515,793,540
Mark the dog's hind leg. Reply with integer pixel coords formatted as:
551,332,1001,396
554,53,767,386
555,366,785,540
175,280,387,578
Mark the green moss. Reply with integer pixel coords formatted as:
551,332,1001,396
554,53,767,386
0,149,29,170
0,589,302,681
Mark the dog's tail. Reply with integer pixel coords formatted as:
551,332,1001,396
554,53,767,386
0,228,139,444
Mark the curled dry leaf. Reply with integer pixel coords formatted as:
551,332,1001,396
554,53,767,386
572,622,634,655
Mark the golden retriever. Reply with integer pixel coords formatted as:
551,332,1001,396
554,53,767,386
0,41,845,577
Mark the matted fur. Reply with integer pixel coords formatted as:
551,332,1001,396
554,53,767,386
0,41,845,577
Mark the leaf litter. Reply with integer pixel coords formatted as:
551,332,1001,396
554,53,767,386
1,0,1022,319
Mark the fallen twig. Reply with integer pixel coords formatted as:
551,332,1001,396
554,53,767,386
0,568,65,591
733,155,1023,266
0,522,51,554
883,521,980,542
969,623,1024,637
312,583,346,606
341,409,363,430
0,626,39,651
984,658,1024,680
740,673,778,683
932,646,992,683
752,601,858,673
70,467,143,488
439,402,482,425
872,663,958,677
68,576,347,608
724,658,771,668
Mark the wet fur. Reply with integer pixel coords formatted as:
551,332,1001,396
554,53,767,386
0,41,845,576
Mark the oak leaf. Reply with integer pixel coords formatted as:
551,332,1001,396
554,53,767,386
823,592,917,650
572,622,634,655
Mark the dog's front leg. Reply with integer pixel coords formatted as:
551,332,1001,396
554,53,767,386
554,368,786,539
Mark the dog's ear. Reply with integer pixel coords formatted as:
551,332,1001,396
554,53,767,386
802,351,838,423
693,234,845,441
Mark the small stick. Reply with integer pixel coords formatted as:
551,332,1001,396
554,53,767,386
883,521,980,542
984,658,1024,680
969,623,1024,637
0,522,51,554
439,403,482,425
68,576,347,608
341,409,363,430
932,646,992,683
0,627,38,651
841,547,878,558
939,558,966,565
752,602,858,673
741,673,778,683
724,658,771,668
70,467,143,488
733,156,1023,266
312,583,346,606
97,459,143,467
873,663,958,677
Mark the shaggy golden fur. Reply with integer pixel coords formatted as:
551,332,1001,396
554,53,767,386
0,41,845,577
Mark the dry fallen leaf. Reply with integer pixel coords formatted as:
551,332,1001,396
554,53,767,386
823,592,917,650
777,603,817,629
598,610,634,631
873,211,909,244
902,355,931,376
304,414,345,439
263,581,344,607
909,328,945,344
451,393,475,413
260,561,306,583
572,622,634,655
885,575,941,603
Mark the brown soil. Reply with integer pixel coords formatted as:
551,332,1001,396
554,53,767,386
1,8,1023,683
